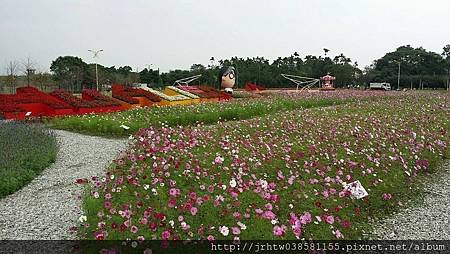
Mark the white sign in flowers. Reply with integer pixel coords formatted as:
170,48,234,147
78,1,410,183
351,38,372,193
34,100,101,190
343,180,368,199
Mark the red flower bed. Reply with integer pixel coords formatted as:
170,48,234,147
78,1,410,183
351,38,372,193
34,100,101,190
16,86,40,94
1,88,71,110
82,89,121,107
0,95,24,113
112,93,139,104
245,82,266,91
112,85,139,104
1,87,125,119
50,89,97,108
0,103,24,113
112,85,162,103
198,85,232,100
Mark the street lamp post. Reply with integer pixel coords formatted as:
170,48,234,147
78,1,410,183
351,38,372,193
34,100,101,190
88,49,103,91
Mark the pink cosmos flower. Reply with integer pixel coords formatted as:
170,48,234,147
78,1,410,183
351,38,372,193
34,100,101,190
130,225,138,234
214,156,224,164
272,225,286,237
207,235,215,241
382,193,392,200
325,215,334,225
262,210,276,220
149,222,157,231
300,212,312,225
342,220,351,229
140,218,148,225
161,230,171,240
190,207,198,216
232,227,241,235
270,194,279,202
169,188,178,197
288,176,295,185
335,229,344,239
168,199,176,208
292,226,302,238
104,201,112,209
94,231,105,240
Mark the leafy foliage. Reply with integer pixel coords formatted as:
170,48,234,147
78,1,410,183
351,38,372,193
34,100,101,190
0,122,58,198
364,45,449,89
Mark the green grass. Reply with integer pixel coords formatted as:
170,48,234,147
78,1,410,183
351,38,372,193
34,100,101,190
46,91,392,137
0,122,58,198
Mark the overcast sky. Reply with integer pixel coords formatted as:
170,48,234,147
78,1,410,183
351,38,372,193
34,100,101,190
1,0,449,74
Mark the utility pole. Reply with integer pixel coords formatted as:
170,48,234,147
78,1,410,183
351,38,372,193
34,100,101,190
447,68,450,91
397,62,401,90
88,49,103,91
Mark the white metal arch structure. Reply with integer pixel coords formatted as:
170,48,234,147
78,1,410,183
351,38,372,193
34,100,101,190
173,74,202,86
281,74,320,91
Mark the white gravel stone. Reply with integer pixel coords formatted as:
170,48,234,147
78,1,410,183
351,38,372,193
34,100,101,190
0,130,128,240
372,160,450,240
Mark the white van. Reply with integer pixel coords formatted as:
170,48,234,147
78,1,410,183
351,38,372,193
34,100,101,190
369,82,391,91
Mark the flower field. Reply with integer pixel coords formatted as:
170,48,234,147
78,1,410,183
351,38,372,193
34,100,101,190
0,122,58,198
79,92,449,241
48,90,397,137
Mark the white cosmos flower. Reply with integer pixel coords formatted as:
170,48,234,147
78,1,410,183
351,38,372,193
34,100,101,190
260,180,268,189
219,226,229,236
229,179,237,188
237,222,246,230
78,215,87,223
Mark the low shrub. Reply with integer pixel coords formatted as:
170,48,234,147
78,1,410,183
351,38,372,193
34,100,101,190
0,122,58,198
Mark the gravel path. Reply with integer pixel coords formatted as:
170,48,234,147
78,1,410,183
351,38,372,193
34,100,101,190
372,160,450,240
0,130,128,240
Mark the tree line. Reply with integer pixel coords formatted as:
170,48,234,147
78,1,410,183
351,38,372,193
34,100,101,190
2,44,449,93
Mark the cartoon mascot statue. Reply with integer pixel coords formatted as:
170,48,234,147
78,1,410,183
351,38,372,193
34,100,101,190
218,66,237,94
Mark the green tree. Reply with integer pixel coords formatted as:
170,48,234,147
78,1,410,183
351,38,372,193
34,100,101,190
366,45,447,89
50,56,90,92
